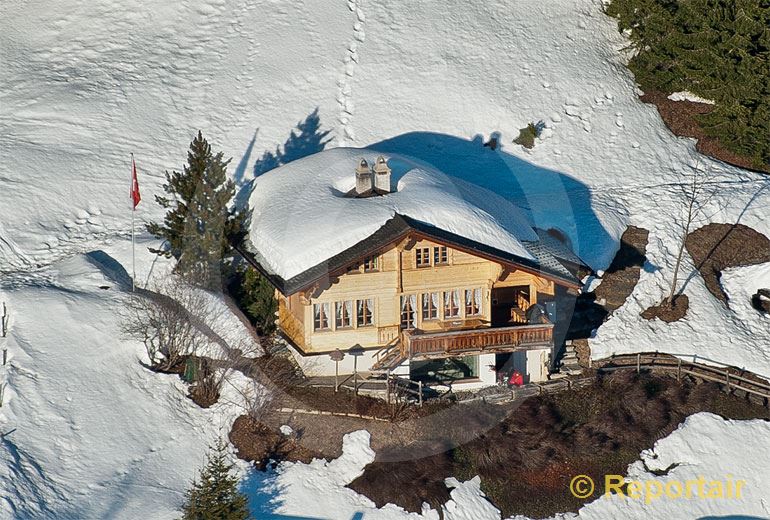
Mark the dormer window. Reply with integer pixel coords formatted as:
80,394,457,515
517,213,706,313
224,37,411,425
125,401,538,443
416,248,430,267
434,246,448,265
363,255,379,272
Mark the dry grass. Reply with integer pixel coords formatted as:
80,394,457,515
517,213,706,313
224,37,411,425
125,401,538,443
348,371,770,518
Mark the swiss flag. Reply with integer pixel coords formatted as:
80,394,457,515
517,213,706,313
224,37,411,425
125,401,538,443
130,155,141,209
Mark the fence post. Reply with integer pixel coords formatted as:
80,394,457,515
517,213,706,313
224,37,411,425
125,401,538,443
677,358,681,381
636,353,641,374
418,380,423,407
1,302,6,338
0,383,4,407
725,369,730,390
2,349,6,366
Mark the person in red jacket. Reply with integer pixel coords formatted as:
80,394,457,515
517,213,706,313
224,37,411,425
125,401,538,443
508,370,524,387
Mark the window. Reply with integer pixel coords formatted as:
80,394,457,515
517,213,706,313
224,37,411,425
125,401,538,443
363,255,379,272
422,292,439,320
433,246,448,265
444,289,460,318
415,247,430,267
313,302,330,330
357,298,374,327
465,288,482,316
410,355,480,383
335,300,353,328
400,294,416,329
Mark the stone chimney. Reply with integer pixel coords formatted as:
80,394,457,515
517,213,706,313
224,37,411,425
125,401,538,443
355,158,372,195
373,155,391,193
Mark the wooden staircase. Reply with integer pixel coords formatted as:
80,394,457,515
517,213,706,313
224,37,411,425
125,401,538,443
370,340,406,372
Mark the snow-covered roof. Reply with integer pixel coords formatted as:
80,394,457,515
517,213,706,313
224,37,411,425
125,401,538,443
245,147,581,289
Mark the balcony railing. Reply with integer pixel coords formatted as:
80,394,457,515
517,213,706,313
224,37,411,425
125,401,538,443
401,323,553,359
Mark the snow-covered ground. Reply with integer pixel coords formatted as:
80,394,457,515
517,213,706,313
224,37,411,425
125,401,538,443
2,0,770,517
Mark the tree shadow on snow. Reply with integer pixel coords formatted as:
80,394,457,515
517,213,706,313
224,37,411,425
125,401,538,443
239,468,346,520
234,108,332,209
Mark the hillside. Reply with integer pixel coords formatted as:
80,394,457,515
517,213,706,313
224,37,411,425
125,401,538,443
1,0,770,518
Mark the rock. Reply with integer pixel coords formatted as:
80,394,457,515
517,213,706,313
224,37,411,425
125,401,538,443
752,289,770,313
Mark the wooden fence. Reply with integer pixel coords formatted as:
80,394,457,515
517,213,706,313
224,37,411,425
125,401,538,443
595,352,770,403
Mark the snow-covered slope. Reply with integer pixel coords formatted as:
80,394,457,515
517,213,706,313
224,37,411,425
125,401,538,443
2,0,770,517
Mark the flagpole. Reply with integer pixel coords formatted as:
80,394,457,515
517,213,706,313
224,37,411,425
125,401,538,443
131,153,136,292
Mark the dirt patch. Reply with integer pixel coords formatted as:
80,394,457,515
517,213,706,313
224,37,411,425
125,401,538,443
686,223,770,303
229,415,320,470
640,91,769,174
641,294,690,323
349,371,770,518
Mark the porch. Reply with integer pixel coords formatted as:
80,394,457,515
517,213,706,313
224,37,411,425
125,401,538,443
402,323,554,360
371,322,554,373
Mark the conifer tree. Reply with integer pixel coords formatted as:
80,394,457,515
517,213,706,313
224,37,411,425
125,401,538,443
231,265,277,336
148,131,245,288
181,438,250,520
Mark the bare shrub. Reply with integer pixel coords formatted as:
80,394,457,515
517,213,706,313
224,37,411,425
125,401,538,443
121,278,221,372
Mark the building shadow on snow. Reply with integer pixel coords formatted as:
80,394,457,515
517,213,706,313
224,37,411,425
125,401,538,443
369,131,616,271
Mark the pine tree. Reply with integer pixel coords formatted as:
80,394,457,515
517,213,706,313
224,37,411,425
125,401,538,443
232,265,277,336
147,131,245,288
181,438,250,520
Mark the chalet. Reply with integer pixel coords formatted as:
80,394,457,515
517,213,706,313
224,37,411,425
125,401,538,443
239,148,586,387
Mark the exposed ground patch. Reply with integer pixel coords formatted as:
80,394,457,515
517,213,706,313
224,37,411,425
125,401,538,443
348,371,770,518
686,223,770,303
567,226,649,340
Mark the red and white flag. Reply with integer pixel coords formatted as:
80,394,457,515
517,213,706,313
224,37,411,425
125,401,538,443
130,155,141,209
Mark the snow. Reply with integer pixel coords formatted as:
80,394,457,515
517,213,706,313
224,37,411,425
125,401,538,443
247,147,539,280
667,91,716,105
2,0,770,517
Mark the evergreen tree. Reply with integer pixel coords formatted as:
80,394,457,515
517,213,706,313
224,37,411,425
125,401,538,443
606,0,770,170
147,131,245,288
231,265,277,336
181,438,250,520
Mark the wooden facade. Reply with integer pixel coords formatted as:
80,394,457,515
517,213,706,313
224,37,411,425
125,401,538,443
275,233,565,361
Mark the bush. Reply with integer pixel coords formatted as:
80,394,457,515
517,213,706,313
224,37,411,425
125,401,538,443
606,0,770,170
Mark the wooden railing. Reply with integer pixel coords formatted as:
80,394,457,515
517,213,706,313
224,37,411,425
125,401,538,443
402,323,553,358
378,325,400,344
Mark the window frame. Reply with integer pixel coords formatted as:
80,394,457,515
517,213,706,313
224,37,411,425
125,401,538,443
444,289,460,318
465,288,483,316
335,300,353,329
356,298,375,327
313,302,331,331
362,255,379,273
433,246,448,265
401,295,416,329
422,292,439,321
415,247,431,268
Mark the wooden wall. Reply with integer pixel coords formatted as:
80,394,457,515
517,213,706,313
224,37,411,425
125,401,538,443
284,235,558,353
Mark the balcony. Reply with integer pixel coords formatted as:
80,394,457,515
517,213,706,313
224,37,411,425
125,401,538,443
401,323,553,359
